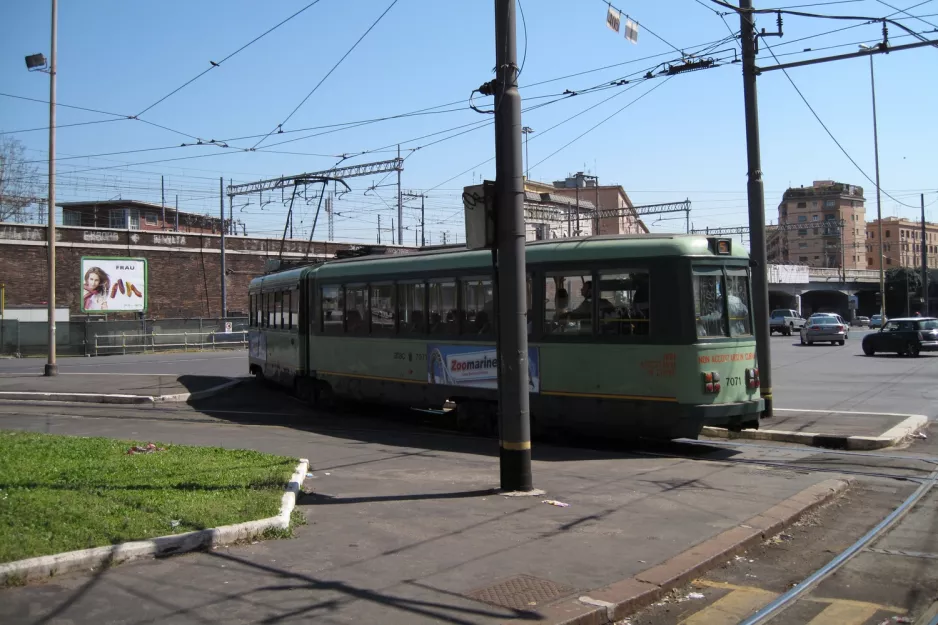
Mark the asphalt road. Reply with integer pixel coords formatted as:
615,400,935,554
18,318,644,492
0,342,935,623
769,329,938,417
0,350,248,378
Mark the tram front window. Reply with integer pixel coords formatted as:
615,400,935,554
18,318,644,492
694,268,727,337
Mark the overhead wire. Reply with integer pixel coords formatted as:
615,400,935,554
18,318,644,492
135,0,326,117
760,40,921,209
251,0,401,149
875,0,938,28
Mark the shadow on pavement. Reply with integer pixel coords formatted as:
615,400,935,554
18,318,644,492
187,379,742,464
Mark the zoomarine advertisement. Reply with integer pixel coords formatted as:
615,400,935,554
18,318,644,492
427,344,540,392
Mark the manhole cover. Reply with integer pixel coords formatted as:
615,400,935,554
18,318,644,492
467,574,575,610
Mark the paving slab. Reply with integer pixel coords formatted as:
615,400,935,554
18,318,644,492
0,373,235,402
0,411,844,625
703,408,928,450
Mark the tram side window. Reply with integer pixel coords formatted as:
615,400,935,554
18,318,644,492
462,277,494,335
371,284,395,336
346,285,368,335
249,295,255,327
543,273,592,336
428,281,458,334
267,293,275,328
399,283,426,335
597,271,650,337
725,271,752,337
694,268,728,337
290,288,300,329
321,286,343,335
274,292,284,329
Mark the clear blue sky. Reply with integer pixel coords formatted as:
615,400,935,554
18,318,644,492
2,0,936,245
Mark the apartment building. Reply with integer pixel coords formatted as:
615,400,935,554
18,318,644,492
772,181,867,268
865,217,938,270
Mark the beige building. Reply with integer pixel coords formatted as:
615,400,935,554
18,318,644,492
525,177,648,236
771,181,867,269
865,217,938,270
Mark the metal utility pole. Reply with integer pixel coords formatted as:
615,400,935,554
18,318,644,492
575,172,581,236
402,191,428,246
161,176,166,231
175,195,179,231
922,194,928,316
396,144,403,246
44,0,58,377
229,178,234,235
521,126,533,179
219,177,227,317
739,0,772,416
494,0,532,491
861,45,887,324
378,215,381,244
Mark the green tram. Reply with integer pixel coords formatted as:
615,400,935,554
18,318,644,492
248,234,763,440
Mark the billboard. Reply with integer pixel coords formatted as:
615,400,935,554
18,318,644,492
80,257,148,313
427,344,540,393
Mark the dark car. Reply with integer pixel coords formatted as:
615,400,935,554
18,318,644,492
862,317,938,357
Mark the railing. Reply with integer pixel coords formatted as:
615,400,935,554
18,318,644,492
93,330,248,356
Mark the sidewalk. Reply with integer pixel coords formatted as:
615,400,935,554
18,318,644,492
0,373,237,403
703,408,928,450
0,408,848,625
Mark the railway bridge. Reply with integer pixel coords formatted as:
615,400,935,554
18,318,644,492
768,265,880,319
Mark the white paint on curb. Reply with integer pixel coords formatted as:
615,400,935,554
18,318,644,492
703,414,928,451
0,378,241,405
0,458,309,585
775,408,928,419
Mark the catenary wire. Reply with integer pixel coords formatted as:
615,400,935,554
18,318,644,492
251,0,401,149
135,0,326,117
761,41,921,209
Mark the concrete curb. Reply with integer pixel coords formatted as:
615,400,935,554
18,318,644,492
0,458,308,586
0,378,242,405
702,414,928,450
522,477,851,625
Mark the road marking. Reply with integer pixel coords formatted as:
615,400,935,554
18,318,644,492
776,408,927,418
681,584,776,625
806,601,880,624
686,581,907,624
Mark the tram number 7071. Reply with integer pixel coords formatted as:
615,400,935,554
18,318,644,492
725,376,743,386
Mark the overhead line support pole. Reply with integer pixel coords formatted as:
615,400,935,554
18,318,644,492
740,0,772,418
494,0,532,492
219,177,227,317
44,0,58,377
922,194,928,316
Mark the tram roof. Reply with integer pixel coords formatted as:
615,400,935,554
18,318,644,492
310,234,747,281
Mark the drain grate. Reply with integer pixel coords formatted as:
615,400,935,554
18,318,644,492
467,574,575,610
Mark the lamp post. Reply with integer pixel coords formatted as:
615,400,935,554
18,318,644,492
25,0,57,376
521,126,534,180
860,44,885,324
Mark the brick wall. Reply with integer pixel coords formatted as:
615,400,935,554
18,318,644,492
0,224,415,319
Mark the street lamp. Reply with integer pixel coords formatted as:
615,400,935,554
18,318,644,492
860,43,886,324
521,126,534,180
25,0,57,376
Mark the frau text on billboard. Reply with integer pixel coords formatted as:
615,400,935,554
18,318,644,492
80,257,148,313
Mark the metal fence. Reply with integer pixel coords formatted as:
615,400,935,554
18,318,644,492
0,318,249,357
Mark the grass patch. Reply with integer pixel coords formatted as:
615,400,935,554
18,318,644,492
0,431,297,563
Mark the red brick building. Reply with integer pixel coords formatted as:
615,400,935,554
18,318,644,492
59,200,224,234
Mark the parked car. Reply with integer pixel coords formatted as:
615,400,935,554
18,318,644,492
800,316,848,345
862,317,938,357
769,309,805,336
870,314,884,329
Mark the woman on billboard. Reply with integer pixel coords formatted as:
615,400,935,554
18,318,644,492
82,266,110,311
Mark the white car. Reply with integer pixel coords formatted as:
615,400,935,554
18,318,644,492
808,313,849,336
